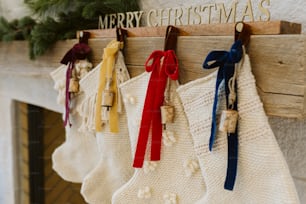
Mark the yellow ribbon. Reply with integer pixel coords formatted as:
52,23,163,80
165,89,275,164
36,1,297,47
95,40,120,132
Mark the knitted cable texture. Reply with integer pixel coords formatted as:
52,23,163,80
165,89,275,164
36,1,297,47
112,72,206,204
177,54,300,204
80,51,134,204
77,62,101,133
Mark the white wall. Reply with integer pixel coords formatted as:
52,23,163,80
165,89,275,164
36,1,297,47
0,97,16,204
0,0,30,20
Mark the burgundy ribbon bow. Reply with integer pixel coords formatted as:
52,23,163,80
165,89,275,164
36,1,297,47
133,50,179,168
61,43,91,127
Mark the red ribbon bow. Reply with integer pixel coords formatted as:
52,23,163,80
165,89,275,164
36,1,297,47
133,50,179,168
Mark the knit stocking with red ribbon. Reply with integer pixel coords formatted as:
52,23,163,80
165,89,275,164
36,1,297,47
133,49,179,167
112,50,205,204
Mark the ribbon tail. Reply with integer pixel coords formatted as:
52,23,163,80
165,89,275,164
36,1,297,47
133,120,152,168
151,53,173,161
151,116,163,161
209,69,224,151
64,63,73,127
150,78,165,161
133,68,160,167
61,48,73,65
109,64,119,133
224,131,238,190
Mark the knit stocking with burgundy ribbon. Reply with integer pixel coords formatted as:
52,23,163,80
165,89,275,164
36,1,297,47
133,26,179,168
60,32,91,126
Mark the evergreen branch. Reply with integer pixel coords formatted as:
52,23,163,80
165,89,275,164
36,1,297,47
5,0,141,59
0,16,36,41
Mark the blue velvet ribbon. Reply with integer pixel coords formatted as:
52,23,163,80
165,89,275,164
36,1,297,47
202,40,243,190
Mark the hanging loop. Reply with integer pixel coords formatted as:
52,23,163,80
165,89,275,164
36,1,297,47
79,31,90,44
116,27,127,50
164,25,179,51
235,22,250,47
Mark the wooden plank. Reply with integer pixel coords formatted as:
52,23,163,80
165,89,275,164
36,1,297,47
47,187,73,204
124,35,305,93
304,39,306,117
78,21,301,38
22,176,29,195
19,103,30,204
122,35,305,118
0,35,305,118
257,88,304,117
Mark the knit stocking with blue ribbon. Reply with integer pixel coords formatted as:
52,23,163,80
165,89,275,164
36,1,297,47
177,41,299,203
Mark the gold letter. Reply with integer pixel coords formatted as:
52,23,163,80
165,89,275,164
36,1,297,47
259,0,270,21
147,9,158,27
134,11,144,27
98,15,108,29
193,6,202,24
126,12,134,28
109,14,117,29
117,13,125,28
202,4,216,24
242,0,254,22
186,6,192,25
217,1,238,23
174,8,183,25
187,6,202,25
159,8,172,26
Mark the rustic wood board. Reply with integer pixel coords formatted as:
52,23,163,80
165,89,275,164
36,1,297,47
77,21,301,38
0,34,305,118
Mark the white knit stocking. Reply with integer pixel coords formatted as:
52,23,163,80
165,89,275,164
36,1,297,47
79,52,134,204
112,72,206,204
50,65,99,183
177,54,300,204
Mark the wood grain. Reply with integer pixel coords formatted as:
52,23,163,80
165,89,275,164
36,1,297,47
77,21,301,38
0,34,305,118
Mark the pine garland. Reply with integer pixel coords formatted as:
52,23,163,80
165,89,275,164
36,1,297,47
0,0,139,59
0,16,36,41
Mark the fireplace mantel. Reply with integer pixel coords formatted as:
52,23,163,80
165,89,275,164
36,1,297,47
0,35,305,203
1,35,306,118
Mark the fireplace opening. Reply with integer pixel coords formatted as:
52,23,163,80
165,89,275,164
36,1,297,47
14,102,85,204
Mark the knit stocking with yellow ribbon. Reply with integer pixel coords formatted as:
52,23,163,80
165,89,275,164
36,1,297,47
95,40,121,133
79,40,134,204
